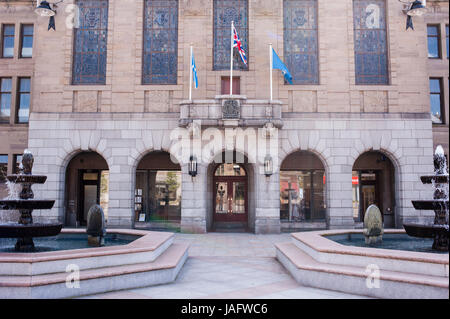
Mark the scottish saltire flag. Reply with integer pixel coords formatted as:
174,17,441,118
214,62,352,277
272,49,293,84
233,25,248,65
191,52,198,89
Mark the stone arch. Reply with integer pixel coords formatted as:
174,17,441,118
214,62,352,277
351,148,401,228
205,150,257,232
279,150,329,229
132,150,183,229
62,149,110,227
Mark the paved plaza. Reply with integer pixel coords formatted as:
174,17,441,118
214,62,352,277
83,233,369,299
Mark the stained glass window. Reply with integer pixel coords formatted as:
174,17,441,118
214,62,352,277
283,0,319,85
72,0,109,85
142,0,179,85
353,0,389,85
213,0,248,71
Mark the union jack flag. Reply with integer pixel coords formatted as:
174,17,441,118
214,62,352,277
232,25,247,65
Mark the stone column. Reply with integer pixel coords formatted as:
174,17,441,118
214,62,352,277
107,161,133,229
254,166,281,234
327,165,355,229
180,164,207,233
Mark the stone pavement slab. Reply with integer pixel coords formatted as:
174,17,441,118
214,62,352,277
83,233,370,299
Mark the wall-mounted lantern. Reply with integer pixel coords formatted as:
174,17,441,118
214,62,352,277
264,155,273,177
401,0,428,30
189,156,198,178
35,1,64,30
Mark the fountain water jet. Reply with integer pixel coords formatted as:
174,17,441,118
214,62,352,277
0,151,62,252
403,146,449,251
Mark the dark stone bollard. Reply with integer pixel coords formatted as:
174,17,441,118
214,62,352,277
86,205,107,247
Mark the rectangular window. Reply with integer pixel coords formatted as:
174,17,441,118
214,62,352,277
280,170,326,221
20,25,33,58
213,0,248,71
446,25,449,59
72,0,109,85
353,0,389,85
0,154,7,198
0,78,12,123
17,78,30,124
142,0,179,85
13,154,22,174
135,170,181,223
430,78,444,124
283,0,319,84
427,25,441,59
2,24,14,58
221,76,240,95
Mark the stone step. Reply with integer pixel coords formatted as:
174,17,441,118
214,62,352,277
213,222,248,233
276,242,449,299
0,230,175,276
0,243,189,299
290,230,449,278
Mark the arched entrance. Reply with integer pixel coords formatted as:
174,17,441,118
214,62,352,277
65,152,109,227
208,151,254,232
280,151,327,231
134,151,182,230
352,151,396,228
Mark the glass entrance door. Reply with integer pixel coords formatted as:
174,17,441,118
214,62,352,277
79,171,100,226
214,180,247,222
213,164,248,223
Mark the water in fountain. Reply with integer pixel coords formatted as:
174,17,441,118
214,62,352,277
434,146,449,227
0,180,21,224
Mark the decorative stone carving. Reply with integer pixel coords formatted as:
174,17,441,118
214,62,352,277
75,91,98,113
146,91,170,113
181,0,208,16
86,205,107,247
222,100,241,119
363,91,388,113
363,205,384,244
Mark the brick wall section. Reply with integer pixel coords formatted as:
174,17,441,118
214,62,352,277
425,1,449,156
0,2,36,174
27,0,439,115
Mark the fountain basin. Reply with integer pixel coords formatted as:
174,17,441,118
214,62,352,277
420,175,449,184
0,223,63,239
404,223,449,239
276,229,449,299
0,200,55,211
6,175,47,184
411,200,449,211
0,229,188,299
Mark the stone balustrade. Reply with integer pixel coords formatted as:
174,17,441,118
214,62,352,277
179,95,283,128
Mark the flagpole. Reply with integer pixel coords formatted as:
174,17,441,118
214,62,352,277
269,43,273,102
230,21,234,96
189,45,193,101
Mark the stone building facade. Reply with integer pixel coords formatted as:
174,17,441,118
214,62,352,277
1,0,448,233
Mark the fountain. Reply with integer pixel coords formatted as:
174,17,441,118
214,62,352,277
403,146,449,251
0,151,62,252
